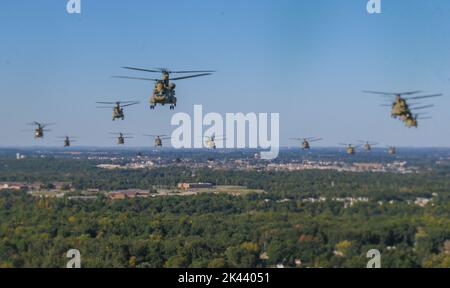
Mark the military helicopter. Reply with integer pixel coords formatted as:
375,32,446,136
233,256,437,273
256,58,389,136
358,140,378,151
204,135,225,150
387,146,397,155
363,90,442,119
340,143,358,155
290,137,322,150
109,132,133,145
144,134,171,147
114,67,214,110
401,112,432,128
26,122,52,139
57,136,76,147
96,101,140,121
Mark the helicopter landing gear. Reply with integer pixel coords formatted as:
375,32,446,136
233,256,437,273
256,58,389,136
170,105,175,110
150,105,155,110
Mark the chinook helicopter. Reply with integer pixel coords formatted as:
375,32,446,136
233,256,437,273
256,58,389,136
387,146,397,155
401,112,432,128
144,134,171,147
204,135,225,150
358,140,378,151
363,90,442,119
57,136,76,147
114,67,214,110
109,132,133,145
96,101,140,121
340,143,358,155
290,137,322,150
26,122,52,139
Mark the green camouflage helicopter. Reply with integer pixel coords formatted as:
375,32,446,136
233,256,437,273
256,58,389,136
290,137,322,150
109,132,133,145
144,134,171,147
401,112,432,128
387,146,397,155
96,101,139,121
25,122,52,139
358,140,378,151
114,67,214,110
57,136,76,147
363,90,442,119
340,143,358,155
204,135,226,150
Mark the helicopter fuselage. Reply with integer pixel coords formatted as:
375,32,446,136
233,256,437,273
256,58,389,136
150,80,177,110
34,128,44,138
113,106,125,121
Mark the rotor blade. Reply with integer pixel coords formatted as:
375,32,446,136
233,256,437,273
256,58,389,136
411,104,434,110
170,73,212,81
309,138,323,142
363,90,422,96
170,70,215,74
112,76,159,81
363,91,396,96
122,67,161,73
144,134,167,137
290,138,303,141
406,93,443,100
96,102,116,104
121,102,140,107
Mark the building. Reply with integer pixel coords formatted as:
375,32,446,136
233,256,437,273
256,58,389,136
0,182,28,191
177,183,214,190
108,189,151,200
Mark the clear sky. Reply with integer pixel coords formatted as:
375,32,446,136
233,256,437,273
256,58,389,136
1,0,450,147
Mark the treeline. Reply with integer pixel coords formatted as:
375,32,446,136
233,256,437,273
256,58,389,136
0,191,449,268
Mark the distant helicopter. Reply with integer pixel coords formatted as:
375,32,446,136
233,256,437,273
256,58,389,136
340,143,358,155
290,137,322,150
26,122,52,139
204,135,225,150
387,146,397,155
96,101,140,121
144,134,171,147
358,140,378,151
57,136,76,147
109,132,133,145
114,67,214,110
364,90,442,127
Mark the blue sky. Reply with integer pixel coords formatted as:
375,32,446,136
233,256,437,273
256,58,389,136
1,0,450,147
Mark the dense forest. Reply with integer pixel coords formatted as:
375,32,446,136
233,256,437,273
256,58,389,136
0,157,449,268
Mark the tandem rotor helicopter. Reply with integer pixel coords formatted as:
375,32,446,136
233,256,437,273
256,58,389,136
290,137,322,150
57,136,76,147
387,146,397,155
340,143,359,155
25,122,53,139
113,67,214,110
363,90,442,128
358,140,378,151
109,132,133,145
204,135,226,150
144,134,171,147
96,101,140,121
